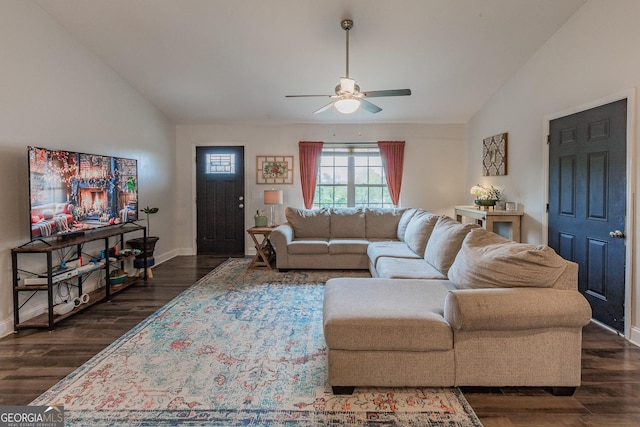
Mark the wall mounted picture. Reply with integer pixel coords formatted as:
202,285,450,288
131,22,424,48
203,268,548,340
483,132,508,176
256,155,294,184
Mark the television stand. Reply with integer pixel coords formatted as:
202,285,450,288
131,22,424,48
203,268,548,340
56,230,85,241
11,223,147,331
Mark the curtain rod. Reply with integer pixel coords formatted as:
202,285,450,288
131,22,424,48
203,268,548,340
323,142,378,148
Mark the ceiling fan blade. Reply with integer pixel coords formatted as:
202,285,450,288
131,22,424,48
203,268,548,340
286,94,334,98
313,101,336,114
360,99,382,113
361,89,412,98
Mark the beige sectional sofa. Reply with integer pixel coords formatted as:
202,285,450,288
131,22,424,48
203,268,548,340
270,207,413,270
271,207,592,395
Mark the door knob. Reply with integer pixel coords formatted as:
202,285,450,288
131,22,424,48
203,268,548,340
239,203,244,209
239,196,244,201
609,230,624,238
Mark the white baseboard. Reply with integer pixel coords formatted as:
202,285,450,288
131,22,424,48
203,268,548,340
630,326,640,347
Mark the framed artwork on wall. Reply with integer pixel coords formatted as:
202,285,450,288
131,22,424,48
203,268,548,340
256,155,294,184
482,132,508,176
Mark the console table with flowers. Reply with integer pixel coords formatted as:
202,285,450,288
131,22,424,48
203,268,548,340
454,205,524,242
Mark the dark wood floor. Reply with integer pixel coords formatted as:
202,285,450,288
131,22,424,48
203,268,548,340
1,255,639,426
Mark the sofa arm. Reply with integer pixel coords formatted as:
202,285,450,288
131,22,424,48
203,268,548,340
444,288,592,331
270,223,293,268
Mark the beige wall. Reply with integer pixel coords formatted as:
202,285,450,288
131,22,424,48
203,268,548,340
0,1,175,336
466,0,639,343
175,123,467,255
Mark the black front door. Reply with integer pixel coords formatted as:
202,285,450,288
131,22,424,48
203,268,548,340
196,146,245,255
548,99,626,332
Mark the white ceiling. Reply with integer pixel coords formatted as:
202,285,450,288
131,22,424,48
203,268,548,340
35,0,586,125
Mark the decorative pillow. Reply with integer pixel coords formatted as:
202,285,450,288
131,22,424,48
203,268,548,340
403,211,439,255
423,216,478,275
448,228,568,289
285,207,331,238
42,209,54,220
365,208,405,239
396,208,418,241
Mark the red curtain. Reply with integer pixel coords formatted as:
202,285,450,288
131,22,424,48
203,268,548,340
378,141,405,207
299,141,324,209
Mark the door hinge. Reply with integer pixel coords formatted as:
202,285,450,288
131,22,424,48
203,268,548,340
547,134,551,144
546,203,549,213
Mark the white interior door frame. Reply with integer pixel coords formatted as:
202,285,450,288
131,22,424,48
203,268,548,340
542,88,636,341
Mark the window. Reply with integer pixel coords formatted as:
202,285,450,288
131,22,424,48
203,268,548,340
314,146,393,208
205,153,235,174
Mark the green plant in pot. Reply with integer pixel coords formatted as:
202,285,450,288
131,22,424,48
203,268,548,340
470,185,503,209
254,209,268,227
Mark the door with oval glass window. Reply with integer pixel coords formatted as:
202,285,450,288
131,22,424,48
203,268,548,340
196,146,245,255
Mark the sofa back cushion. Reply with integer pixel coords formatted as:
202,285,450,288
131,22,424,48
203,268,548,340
330,208,365,238
396,208,419,241
423,216,478,275
448,228,569,289
365,208,405,239
285,207,331,238
403,211,439,255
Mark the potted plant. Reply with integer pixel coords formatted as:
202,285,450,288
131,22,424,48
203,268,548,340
254,209,268,227
127,206,159,267
470,185,503,209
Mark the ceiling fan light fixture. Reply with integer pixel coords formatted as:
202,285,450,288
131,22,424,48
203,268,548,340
339,77,356,93
334,97,360,114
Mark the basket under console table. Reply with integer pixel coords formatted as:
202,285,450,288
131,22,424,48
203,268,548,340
11,223,147,331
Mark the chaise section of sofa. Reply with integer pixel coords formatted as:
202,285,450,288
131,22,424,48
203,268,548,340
323,227,592,395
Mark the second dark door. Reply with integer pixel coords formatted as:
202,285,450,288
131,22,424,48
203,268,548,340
196,146,245,256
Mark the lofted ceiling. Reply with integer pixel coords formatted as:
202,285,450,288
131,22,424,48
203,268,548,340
35,0,586,125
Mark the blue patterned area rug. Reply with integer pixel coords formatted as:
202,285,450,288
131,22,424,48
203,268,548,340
32,258,483,426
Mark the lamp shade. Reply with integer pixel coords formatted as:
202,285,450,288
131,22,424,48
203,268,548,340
334,97,360,114
264,189,283,205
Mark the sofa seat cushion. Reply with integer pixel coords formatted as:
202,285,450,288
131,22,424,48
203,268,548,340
323,278,455,351
328,239,370,254
288,239,329,255
367,241,421,268
375,257,447,279
448,228,569,289
330,208,365,238
285,207,331,238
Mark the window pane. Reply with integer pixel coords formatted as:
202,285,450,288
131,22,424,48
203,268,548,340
354,166,369,185
334,167,348,184
206,153,235,174
319,167,334,184
334,156,348,167
368,166,384,185
355,186,369,205
334,186,348,206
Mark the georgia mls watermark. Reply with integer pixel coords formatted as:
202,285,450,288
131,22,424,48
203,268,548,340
0,406,64,427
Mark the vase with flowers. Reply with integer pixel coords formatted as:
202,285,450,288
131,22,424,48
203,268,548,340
470,185,503,209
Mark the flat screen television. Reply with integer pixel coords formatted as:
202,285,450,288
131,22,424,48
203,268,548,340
28,146,138,240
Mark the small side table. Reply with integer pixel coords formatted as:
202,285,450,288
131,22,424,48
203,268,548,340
454,205,524,242
247,226,276,269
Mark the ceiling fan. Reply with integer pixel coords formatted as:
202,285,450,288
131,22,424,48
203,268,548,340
286,19,411,115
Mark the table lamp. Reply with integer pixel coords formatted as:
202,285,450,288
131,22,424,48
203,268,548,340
263,189,283,227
